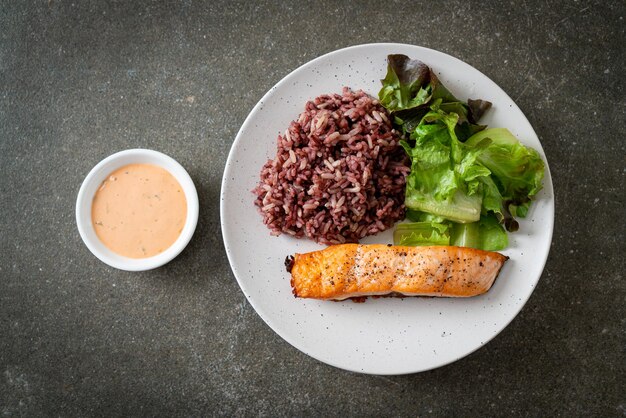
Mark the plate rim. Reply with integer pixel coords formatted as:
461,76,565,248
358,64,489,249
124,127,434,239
220,42,554,374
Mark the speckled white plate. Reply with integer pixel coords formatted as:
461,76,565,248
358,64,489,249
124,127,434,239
220,43,554,375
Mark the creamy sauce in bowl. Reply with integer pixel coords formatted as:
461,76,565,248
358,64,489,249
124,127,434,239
91,163,187,258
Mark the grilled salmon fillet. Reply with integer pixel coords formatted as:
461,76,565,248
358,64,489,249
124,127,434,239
286,244,508,300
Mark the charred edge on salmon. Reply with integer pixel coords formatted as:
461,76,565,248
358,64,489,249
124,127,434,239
291,276,298,297
284,255,295,273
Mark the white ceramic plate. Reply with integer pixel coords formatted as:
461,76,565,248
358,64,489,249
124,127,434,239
220,43,554,375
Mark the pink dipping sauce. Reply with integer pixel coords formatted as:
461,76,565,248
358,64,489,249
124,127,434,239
91,163,187,258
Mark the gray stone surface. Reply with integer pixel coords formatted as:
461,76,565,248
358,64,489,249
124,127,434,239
1,0,624,416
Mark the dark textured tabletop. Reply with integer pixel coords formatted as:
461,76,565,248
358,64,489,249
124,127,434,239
1,0,624,416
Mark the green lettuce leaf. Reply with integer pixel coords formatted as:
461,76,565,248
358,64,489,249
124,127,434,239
401,104,491,223
381,54,545,248
466,128,545,230
449,215,508,251
394,213,507,251
400,107,544,233
378,54,491,140
450,222,480,248
477,214,509,251
378,54,431,112
405,209,448,224
393,222,451,246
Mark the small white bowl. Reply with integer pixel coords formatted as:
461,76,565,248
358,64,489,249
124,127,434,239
76,149,199,271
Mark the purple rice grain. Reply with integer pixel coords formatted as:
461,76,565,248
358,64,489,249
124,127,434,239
253,87,409,245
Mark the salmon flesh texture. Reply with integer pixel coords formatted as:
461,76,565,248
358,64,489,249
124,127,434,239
286,244,509,300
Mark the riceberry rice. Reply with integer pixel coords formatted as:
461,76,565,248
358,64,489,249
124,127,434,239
253,87,409,245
